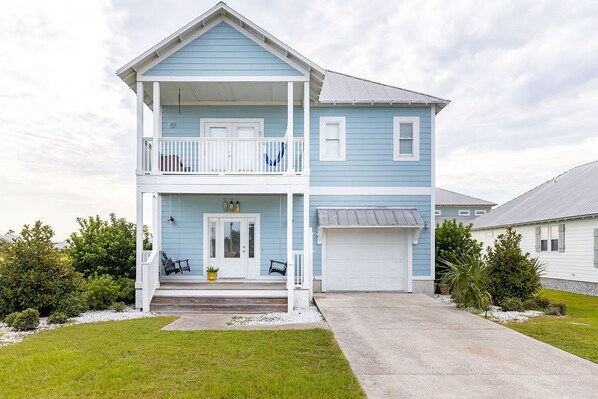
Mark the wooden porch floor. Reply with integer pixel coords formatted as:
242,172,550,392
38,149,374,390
158,281,286,290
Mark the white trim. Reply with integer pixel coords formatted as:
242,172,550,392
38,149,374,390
430,106,436,283
286,192,294,311
138,75,308,82
287,82,295,173
459,210,471,216
153,289,286,298
393,116,420,161
310,186,432,195
136,81,144,174
319,116,346,162
321,229,327,292
474,210,487,216
199,118,265,137
412,276,434,280
407,232,413,292
303,81,311,175
151,82,161,174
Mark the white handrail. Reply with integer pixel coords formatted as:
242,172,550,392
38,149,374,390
141,137,304,175
292,251,304,287
141,250,159,312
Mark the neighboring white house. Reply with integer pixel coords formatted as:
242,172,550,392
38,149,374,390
472,161,598,296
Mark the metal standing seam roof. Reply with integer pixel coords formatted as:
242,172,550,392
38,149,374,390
435,188,497,207
317,207,425,228
473,161,598,230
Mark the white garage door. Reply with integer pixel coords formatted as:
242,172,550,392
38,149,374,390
325,228,408,291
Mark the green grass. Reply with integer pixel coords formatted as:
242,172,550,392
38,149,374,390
507,289,598,363
0,317,364,398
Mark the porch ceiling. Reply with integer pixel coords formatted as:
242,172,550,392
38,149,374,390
145,81,305,107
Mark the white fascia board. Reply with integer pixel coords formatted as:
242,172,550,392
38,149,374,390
310,186,432,196
138,75,309,82
472,213,598,232
137,175,309,194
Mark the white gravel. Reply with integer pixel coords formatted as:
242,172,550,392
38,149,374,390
229,306,323,326
434,294,545,323
0,307,155,348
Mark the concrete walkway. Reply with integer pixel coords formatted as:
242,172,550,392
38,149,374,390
160,313,329,331
315,293,598,399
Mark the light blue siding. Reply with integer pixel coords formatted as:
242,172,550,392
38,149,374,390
310,107,432,187
161,105,304,138
145,22,303,77
161,194,304,277
309,195,432,277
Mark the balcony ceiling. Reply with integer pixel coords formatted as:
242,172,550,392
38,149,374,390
146,81,306,107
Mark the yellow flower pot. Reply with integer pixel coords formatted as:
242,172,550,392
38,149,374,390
207,271,217,284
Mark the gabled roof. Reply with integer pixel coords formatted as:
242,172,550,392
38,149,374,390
320,71,450,112
473,161,598,230
435,188,497,207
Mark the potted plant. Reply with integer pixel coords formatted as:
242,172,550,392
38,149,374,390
206,266,219,283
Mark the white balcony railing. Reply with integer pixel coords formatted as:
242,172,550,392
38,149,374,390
293,251,304,287
141,250,160,312
142,137,304,175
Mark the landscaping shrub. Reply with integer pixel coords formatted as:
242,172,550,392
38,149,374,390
553,303,567,315
55,293,88,317
501,297,524,312
112,301,126,312
534,297,551,309
116,277,135,304
441,253,491,311
545,306,562,316
485,226,543,305
11,309,40,331
84,275,120,310
48,312,69,324
435,219,483,280
0,222,83,317
523,298,539,310
65,214,151,279
3,312,19,327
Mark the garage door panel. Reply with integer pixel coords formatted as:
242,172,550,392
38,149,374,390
325,228,408,292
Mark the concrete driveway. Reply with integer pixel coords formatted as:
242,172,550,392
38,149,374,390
315,293,598,399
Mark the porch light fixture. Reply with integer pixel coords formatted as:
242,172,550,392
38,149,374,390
168,121,176,128
168,216,175,224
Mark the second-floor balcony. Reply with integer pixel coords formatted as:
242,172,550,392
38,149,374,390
142,137,304,175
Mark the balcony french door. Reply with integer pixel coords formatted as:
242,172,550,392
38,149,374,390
204,121,260,172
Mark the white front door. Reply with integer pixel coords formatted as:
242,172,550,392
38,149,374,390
207,216,258,279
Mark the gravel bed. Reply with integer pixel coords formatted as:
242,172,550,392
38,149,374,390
434,294,545,323
229,306,324,326
0,307,155,348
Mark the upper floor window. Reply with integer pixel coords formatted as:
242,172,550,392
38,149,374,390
475,210,487,216
319,117,346,161
393,116,420,161
459,210,471,216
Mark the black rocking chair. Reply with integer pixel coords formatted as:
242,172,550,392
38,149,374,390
160,251,191,275
268,259,287,276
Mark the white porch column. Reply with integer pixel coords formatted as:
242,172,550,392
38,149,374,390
287,192,294,312
136,81,144,175
135,189,143,308
303,189,310,291
287,81,294,174
303,81,310,175
152,192,161,287
151,82,161,175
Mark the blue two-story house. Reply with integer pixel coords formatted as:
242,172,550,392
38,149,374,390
117,2,449,312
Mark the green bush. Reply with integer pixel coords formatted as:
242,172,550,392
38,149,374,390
435,219,483,280
441,254,491,311
116,278,135,304
553,303,567,315
112,301,126,312
534,297,551,309
485,226,543,305
65,214,151,279
55,293,88,317
84,275,120,310
11,309,40,331
48,312,69,324
501,297,524,312
545,306,561,316
522,298,539,310
0,222,83,317
3,312,19,327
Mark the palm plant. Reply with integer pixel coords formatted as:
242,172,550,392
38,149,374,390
440,254,492,315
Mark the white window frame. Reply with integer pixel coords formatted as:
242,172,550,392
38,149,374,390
475,210,486,216
459,210,471,216
319,116,346,161
393,116,420,161
199,118,264,137
435,210,441,216
550,225,559,252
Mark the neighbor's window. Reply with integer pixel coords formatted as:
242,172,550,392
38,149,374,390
319,117,346,161
550,225,559,252
435,210,441,216
475,210,486,216
459,210,471,216
393,116,420,161
540,226,549,252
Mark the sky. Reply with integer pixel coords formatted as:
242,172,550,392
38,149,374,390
1,0,597,240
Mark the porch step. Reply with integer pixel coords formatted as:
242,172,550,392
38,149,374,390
150,295,288,313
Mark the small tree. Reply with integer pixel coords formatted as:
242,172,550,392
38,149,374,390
485,226,543,305
0,222,83,317
435,219,483,279
65,214,151,279
441,253,491,313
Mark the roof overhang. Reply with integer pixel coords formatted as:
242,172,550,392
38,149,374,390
317,207,425,229
116,2,326,105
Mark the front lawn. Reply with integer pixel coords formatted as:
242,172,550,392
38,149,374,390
507,289,598,363
0,317,364,398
